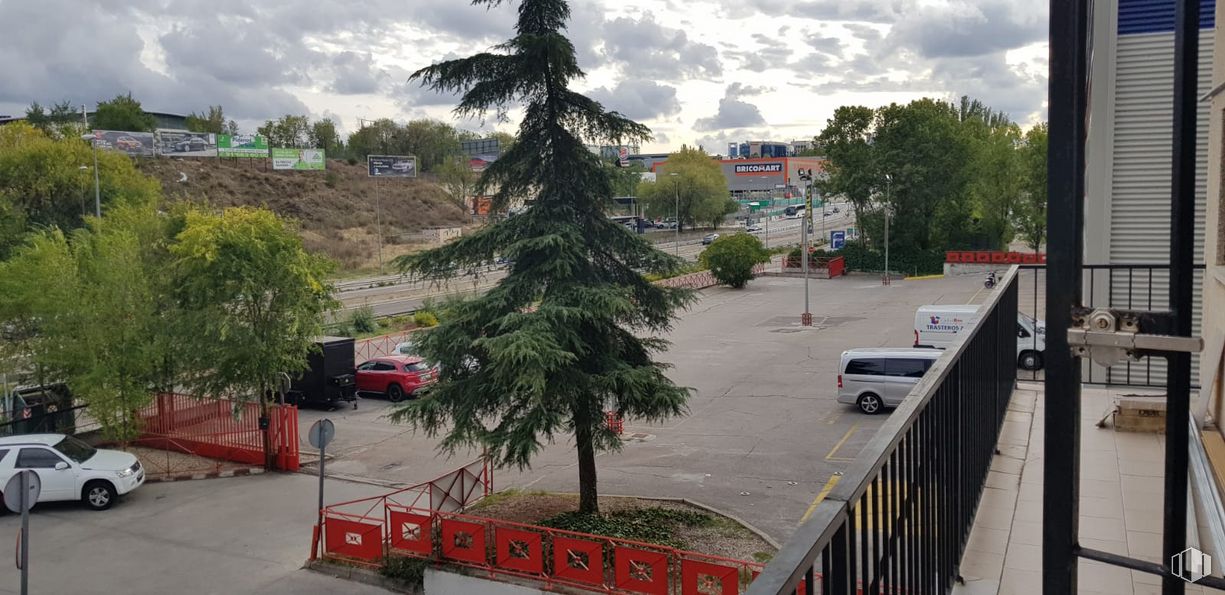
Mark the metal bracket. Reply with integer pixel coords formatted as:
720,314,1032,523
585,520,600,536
1069,308,1203,367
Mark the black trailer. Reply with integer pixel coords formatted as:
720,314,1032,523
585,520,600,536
286,336,357,409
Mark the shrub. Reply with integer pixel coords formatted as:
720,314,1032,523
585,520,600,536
816,242,945,276
349,305,377,334
539,507,712,549
700,233,770,289
381,556,429,588
347,157,359,166
413,310,439,327
324,171,340,188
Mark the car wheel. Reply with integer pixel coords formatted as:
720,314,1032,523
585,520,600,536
1019,350,1044,371
387,384,405,403
857,393,884,415
83,480,117,511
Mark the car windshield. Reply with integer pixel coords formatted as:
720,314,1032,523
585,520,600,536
54,435,97,464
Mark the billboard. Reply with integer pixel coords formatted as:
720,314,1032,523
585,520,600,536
155,129,217,157
367,155,417,177
90,130,154,157
271,148,325,170
733,162,783,175
217,134,269,158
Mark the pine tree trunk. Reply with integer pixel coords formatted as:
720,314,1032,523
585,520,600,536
576,420,600,515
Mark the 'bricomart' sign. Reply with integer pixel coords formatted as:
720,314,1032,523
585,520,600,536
734,162,783,175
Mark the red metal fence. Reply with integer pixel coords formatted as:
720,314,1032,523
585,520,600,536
655,263,768,290
782,255,846,279
354,330,419,362
133,393,300,471
945,250,1046,264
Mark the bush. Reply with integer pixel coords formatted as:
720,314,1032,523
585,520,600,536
381,555,429,588
700,233,770,289
817,242,945,276
539,507,712,549
324,171,340,188
347,157,359,166
349,305,378,334
413,310,439,327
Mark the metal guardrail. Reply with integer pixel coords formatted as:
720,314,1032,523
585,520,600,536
748,267,1019,594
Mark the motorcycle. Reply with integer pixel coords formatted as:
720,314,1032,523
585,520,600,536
984,271,997,289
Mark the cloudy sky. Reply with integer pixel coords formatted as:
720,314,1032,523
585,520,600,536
0,0,1048,153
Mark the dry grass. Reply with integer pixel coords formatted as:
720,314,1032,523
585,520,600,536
137,158,470,269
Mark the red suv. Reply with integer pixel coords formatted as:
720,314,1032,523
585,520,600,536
355,356,437,402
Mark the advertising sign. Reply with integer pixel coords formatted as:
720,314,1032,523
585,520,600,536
831,231,846,250
367,155,417,177
271,148,325,170
217,134,269,158
155,129,218,157
472,197,492,216
618,146,629,167
90,130,154,157
733,162,783,176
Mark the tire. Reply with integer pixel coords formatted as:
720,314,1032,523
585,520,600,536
386,384,405,403
857,393,884,415
1019,350,1044,371
83,480,117,511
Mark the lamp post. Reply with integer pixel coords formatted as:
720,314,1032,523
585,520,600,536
669,172,680,256
797,169,815,326
883,174,892,286
79,134,101,218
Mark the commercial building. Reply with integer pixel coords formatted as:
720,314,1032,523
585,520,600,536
651,156,827,206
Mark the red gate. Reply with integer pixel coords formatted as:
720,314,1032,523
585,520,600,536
134,393,300,471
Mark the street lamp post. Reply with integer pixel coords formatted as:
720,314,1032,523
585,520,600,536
798,169,817,326
79,134,101,218
883,175,892,286
669,172,680,256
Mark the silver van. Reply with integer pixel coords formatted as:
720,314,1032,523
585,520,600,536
837,348,943,414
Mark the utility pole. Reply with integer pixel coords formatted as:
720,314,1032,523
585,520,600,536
883,175,892,286
669,172,680,256
82,106,100,218
798,169,814,326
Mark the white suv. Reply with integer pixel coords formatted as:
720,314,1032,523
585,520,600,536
0,434,144,511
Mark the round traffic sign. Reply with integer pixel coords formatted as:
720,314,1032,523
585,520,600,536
3,470,40,513
308,419,335,449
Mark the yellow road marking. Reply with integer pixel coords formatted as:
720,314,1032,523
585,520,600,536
905,274,945,281
800,473,843,523
824,422,860,461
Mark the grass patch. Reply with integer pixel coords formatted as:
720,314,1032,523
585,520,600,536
539,507,713,549
468,488,548,511
381,555,429,588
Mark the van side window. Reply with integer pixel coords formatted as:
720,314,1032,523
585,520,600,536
886,359,930,378
1017,323,1031,338
845,359,886,375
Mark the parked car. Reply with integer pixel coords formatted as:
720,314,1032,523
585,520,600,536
745,224,763,233
837,348,943,414
174,137,208,152
0,433,144,510
702,233,720,245
355,355,437,402
394,341,418,356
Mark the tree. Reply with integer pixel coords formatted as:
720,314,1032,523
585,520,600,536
435,155,477,209
0,122,161,258
346,118,400,158
700,233,770,289
609,162,645,197
93,93,156,132
637,145,732,231
964,121,1023,250
815,106,876,222
310,118,343,154
390,0,692,515
170,207,336,464
1015,123,1048,251
258,115,312,148
186,105,238,135
26,100,81,137
398,119,462,171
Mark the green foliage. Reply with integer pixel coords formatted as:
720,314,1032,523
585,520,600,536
637,145,735,230
1015,124,1048,251
413,310,439,328
323,171,340,189
435,155,477,208
815,106,876,220
610,163,646,197
185,106,238,135
381,556,429,588
349,305,378,334
310,118,343,153
25,100,81,137
389,0,693,516
539,507,712,549
258,115,312,148
700,233,769,289
171,207,338,405
347,157,358,166
0,123,161,259
346,118,463,172
815,243,945,276
93,93,156,132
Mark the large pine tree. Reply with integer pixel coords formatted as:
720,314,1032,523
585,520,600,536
390,0,692,515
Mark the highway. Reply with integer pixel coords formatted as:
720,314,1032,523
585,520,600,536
333,205,856,317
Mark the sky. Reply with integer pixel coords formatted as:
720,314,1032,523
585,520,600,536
0,0,1049,153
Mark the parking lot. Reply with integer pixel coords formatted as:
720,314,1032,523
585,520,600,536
300,272,988,541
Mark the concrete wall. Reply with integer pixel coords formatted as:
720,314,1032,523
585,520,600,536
1205,0,1225,438
424,568,546,595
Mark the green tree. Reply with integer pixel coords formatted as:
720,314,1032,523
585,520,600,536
94,93,156,132
436,155,477,209
610,163,646,197
964,121,1023,250
815,106,876,222
0,123,161,258
390,0,692,515
637,146,732,231
700,233,770,289
26,100,81,137
171,207,336,463
347,118,400,158
310,118,343,154
398,119,462,172
1015,123,1048,251
186,105,238,135
258,115,312,148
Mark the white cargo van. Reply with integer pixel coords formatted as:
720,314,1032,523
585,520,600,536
837,348,943,414
913,305,1046,370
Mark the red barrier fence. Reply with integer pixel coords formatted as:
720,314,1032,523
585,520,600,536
945,250,1046,264
133,393,300,471
654,263,768,290
782,255,845,279
354,329,420,361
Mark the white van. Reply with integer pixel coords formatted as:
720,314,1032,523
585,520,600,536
913,305,1046,370
837,348,943,414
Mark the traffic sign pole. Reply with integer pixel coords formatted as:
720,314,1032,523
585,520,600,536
309,419,336,558
20,471,28,595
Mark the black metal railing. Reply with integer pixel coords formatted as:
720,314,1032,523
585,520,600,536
747,267,1019,594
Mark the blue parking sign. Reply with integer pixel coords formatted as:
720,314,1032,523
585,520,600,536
831,231,846,250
